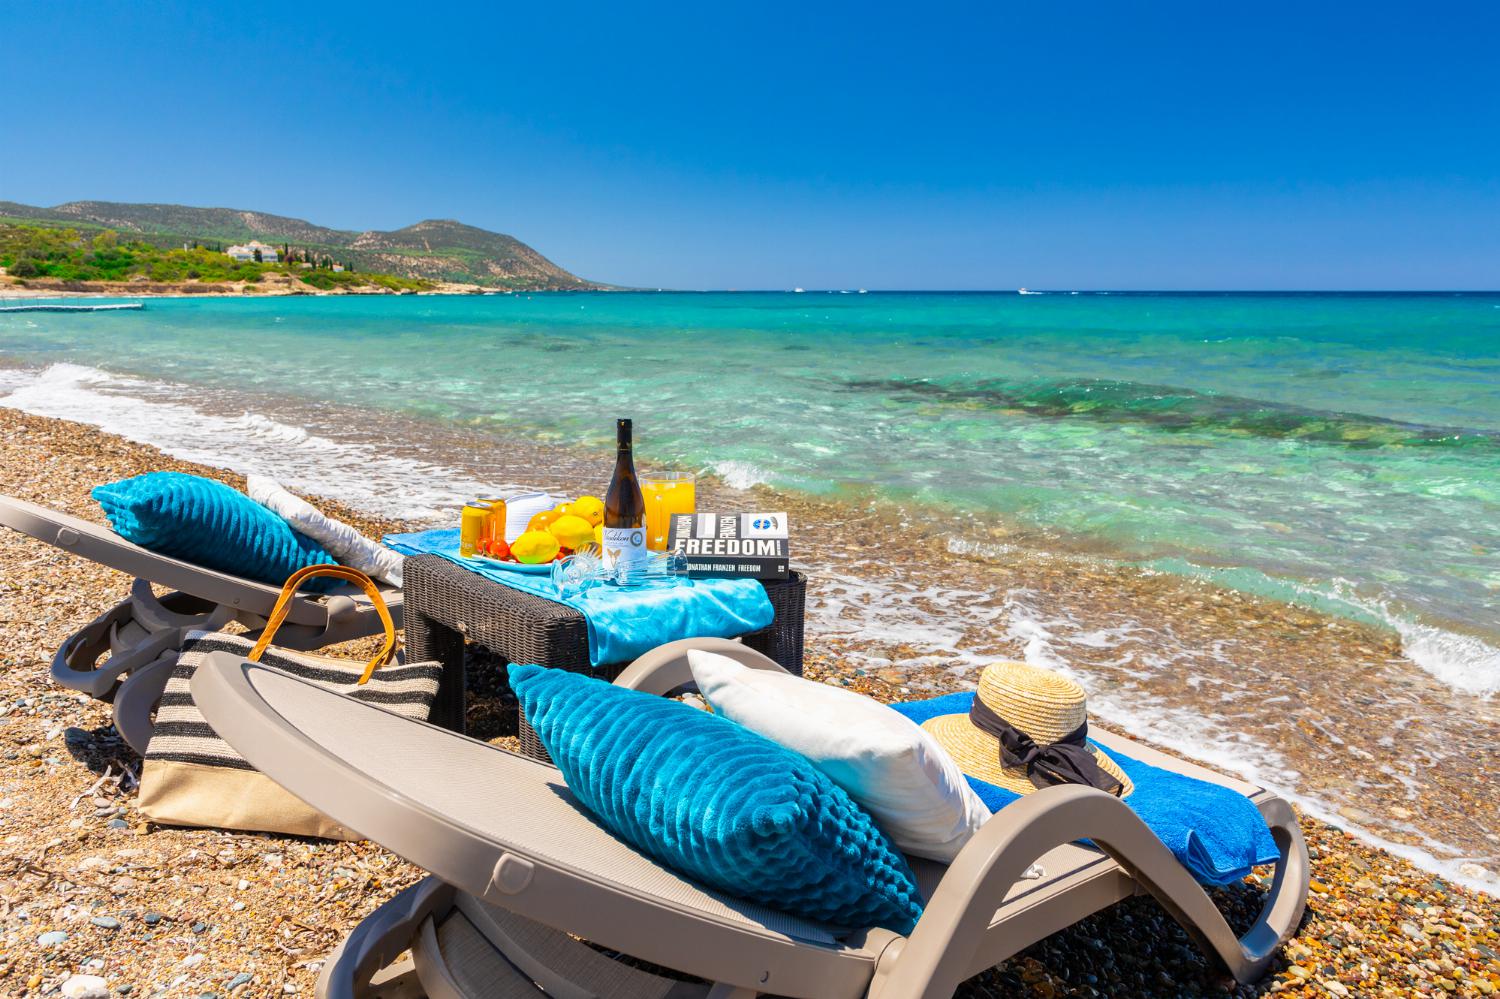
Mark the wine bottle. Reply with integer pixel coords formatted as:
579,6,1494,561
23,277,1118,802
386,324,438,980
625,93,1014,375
602,418,647,573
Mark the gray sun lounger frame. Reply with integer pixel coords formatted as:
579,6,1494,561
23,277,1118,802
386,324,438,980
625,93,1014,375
190,636,1309,999
0,495,402,753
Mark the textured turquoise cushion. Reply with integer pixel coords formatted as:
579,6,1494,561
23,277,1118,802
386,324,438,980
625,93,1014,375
508,663,924,933
93,472,336,590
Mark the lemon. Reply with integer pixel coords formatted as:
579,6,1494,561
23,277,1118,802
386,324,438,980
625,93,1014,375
548,514,595,551
570,495,605,526
512,530,560,564
526,509,563,533
594,522,604,546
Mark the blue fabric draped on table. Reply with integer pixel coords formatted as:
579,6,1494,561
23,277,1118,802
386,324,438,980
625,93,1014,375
892,692,1279,885
384,528,775,667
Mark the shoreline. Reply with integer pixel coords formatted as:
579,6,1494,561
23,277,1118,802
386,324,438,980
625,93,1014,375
0,408,1496,997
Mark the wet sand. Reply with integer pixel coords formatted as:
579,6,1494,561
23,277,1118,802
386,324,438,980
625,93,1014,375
0,407,1496,997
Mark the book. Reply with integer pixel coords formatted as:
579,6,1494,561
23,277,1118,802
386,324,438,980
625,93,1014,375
668,511,790,580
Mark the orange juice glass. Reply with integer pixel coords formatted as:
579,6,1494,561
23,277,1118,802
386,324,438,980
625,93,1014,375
642,471,696,551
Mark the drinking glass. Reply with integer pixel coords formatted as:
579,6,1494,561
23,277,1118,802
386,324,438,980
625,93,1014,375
550,543,690,598
642,471,696,551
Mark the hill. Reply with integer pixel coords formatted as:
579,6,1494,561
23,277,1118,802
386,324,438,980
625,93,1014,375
0,222,430,295
0,200,599,290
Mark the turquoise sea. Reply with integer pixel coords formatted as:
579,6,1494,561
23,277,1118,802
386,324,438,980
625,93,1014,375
3,291,1497,690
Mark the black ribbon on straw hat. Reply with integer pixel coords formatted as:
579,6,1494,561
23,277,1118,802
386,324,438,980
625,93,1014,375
968,696,1125,796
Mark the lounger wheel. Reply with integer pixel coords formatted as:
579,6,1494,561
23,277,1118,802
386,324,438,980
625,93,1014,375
52,580,236,700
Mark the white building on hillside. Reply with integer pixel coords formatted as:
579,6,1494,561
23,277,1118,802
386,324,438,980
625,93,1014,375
225,240,281,263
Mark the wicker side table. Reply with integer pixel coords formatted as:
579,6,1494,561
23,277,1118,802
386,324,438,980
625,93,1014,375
403,554,806,751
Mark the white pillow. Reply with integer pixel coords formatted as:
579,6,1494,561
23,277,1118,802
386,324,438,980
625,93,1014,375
245,475,404,587
688,649,991,861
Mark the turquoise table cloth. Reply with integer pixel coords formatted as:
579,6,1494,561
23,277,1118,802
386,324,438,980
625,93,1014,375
385,527,774,667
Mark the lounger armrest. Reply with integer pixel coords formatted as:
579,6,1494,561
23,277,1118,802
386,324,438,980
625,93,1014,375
614,637,788,696
873,784,1308,998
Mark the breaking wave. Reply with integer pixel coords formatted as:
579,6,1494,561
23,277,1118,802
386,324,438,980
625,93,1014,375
0,363,501,522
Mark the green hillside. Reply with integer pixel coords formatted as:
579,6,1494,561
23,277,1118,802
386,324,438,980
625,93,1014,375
0,200,599,290
0,223,427,292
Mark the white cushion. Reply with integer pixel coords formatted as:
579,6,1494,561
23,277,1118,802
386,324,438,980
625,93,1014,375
687,650,991,861
245,475,404,587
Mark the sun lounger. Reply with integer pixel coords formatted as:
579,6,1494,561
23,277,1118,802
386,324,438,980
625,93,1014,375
188,637,1309,999
0,495,402,753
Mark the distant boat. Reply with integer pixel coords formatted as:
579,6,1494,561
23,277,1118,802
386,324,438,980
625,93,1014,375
858,289,868,294
793,287,805,293
1018,288,1042,295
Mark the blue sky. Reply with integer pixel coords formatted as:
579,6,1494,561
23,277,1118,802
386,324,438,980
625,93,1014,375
3,2,1497,289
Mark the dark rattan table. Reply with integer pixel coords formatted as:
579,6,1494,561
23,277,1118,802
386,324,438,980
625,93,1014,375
403,554,806,754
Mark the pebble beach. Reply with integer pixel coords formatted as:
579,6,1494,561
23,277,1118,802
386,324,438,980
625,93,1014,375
2,406,1497,998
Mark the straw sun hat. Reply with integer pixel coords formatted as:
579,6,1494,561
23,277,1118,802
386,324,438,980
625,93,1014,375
922,661,1133,799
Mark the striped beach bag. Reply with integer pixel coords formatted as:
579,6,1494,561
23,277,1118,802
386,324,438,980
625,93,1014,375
139,565,441,839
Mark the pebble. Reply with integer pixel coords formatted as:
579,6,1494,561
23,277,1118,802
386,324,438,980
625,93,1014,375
61,975,111,999
106,818,128,829
90,916,121,929
192,920,208,933
227,973,252,990
142,911,163,925
38,930,69,946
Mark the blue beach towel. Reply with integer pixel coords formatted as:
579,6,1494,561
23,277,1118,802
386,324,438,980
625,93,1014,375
892,692,1279,885
384,527,774,667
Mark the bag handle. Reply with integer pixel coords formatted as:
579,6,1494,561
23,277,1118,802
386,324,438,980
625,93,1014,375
248,565,396,685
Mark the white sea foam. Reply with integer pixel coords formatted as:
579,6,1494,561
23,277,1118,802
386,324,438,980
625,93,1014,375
1231,570,1500,698
712,459,774,490
1248,571,1500,699
1330,590,1500,698
0,363,507,522
975,542,1500,700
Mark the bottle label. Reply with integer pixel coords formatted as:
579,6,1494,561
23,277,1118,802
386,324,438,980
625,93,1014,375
601,526,647,572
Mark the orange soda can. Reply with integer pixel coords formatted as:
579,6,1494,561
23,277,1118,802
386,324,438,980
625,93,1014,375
460,503,490,558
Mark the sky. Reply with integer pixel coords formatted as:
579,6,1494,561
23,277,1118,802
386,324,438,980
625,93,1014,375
2,1,1498,289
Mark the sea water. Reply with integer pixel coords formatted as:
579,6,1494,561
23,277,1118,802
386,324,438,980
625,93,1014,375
2,291,1497,882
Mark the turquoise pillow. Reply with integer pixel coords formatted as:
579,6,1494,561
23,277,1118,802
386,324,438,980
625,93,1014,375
508,663,924,934
93,472,336,591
